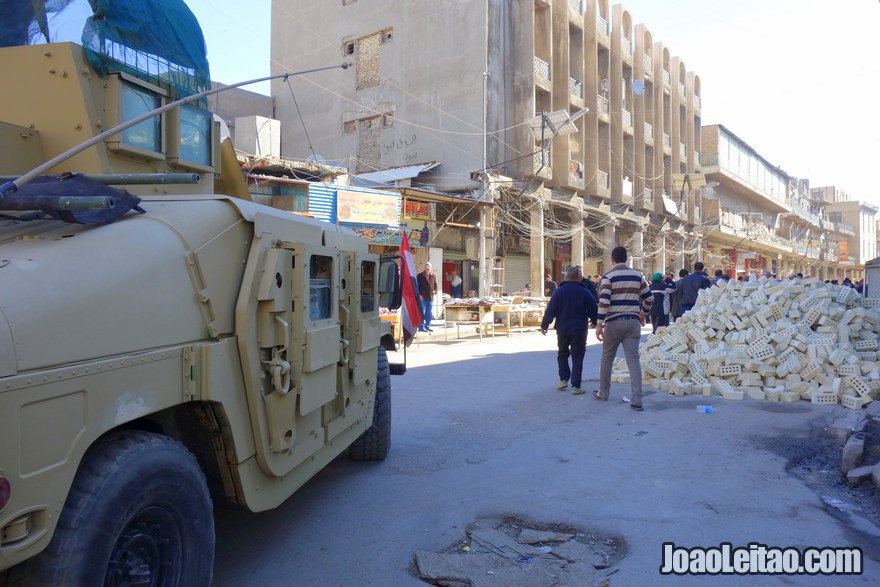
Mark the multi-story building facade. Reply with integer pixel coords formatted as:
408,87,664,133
823,196,878,279
270,0,870,290
270,0,704,293
700,125,862,281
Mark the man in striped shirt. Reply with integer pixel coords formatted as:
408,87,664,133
593,246,654,411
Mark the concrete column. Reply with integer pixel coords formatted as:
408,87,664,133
570,208,584,269
632,228,644,273
530,200,545,296
675,232,685,273
602,221,616,271
658,233,667,275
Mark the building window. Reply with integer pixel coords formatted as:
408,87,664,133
343,120,356,134
381,28,393,44
343,41,355,56
382,113,394,128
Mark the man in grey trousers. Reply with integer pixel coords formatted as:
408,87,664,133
593,246,654,411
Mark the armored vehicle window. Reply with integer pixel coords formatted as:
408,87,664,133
361,261,376,312
309,255,333,321
121,82,161,152
180,104,213,165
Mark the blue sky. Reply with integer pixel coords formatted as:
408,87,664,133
185,0,879,207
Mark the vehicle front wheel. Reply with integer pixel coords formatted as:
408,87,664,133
349,346,392,461
13,430,214,586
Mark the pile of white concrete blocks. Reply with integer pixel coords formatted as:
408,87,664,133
611,277,880,409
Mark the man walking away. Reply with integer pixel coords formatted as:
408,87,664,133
679,261,711,315
668,269,687,323
417,262,438,332
541,266,598,395
710,269,724,286
593,246,653,411
648,272,671,333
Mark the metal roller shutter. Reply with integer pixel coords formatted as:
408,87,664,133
503,255,531,295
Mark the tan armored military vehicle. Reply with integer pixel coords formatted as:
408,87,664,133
0,6,403,585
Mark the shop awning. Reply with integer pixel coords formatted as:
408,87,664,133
351,162,440,187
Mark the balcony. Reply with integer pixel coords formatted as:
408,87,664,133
662,133,671,149
597,94,610,116
568,0,583,15
678,82,686,100
834,222,855,236
699,155,791,211
622,108,633,130
679,143,687,159
644,121,654,140
642,188,654,209
694,95,701,110
568,77,584,99
597,169,610,197
596,16,609,37
644,55,653,75
534,56,550,81
533,148,552,179
621,37,632,56
662,70,670,87
569,159,584,189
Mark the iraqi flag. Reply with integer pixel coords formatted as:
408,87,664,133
400,231,421,347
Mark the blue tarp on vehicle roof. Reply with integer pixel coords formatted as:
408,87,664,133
0,0,210,99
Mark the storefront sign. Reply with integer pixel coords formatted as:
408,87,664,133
519,237,530,254
403,201,433,220
838,240,849,263
337,190,399,226
347,226,402,245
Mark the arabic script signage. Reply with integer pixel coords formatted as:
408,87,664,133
337,190,399,226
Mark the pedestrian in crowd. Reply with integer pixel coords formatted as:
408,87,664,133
579,268,599,303
544,273,558,297
417,262,438,332
593,246,653,411
760,268,773,280
787,271,797,280
449,268,463,298
540,266,598,395
797,272,803,278
669,268,688,322
856,279,864,295
710,268,724,286
649,272,672,333
679,262,711,315
593,274,601,284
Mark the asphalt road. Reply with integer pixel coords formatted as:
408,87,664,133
213,327,879,586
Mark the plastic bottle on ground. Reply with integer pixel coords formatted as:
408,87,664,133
696,405,713,413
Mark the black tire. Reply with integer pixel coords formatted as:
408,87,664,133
350,346,392,460
14,430,214,587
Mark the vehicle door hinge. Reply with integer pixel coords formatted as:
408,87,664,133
183,347,200,401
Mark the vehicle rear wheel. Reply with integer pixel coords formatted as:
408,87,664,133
349,346,391,461
13,430,214,586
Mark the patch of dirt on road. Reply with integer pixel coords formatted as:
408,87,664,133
413,515,626,586
754,413,880,563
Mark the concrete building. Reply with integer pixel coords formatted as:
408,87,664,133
823,196,878,279
700,125,862,281
270,0,704,294
268,0,871,291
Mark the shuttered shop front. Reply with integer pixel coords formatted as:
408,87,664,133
503,255,531,294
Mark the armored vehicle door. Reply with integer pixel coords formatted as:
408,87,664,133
237,232,345,478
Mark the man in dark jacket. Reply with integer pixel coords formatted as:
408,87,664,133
668,269,687,322
679,261,711,315
540,266,598,395
649,272,672,333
